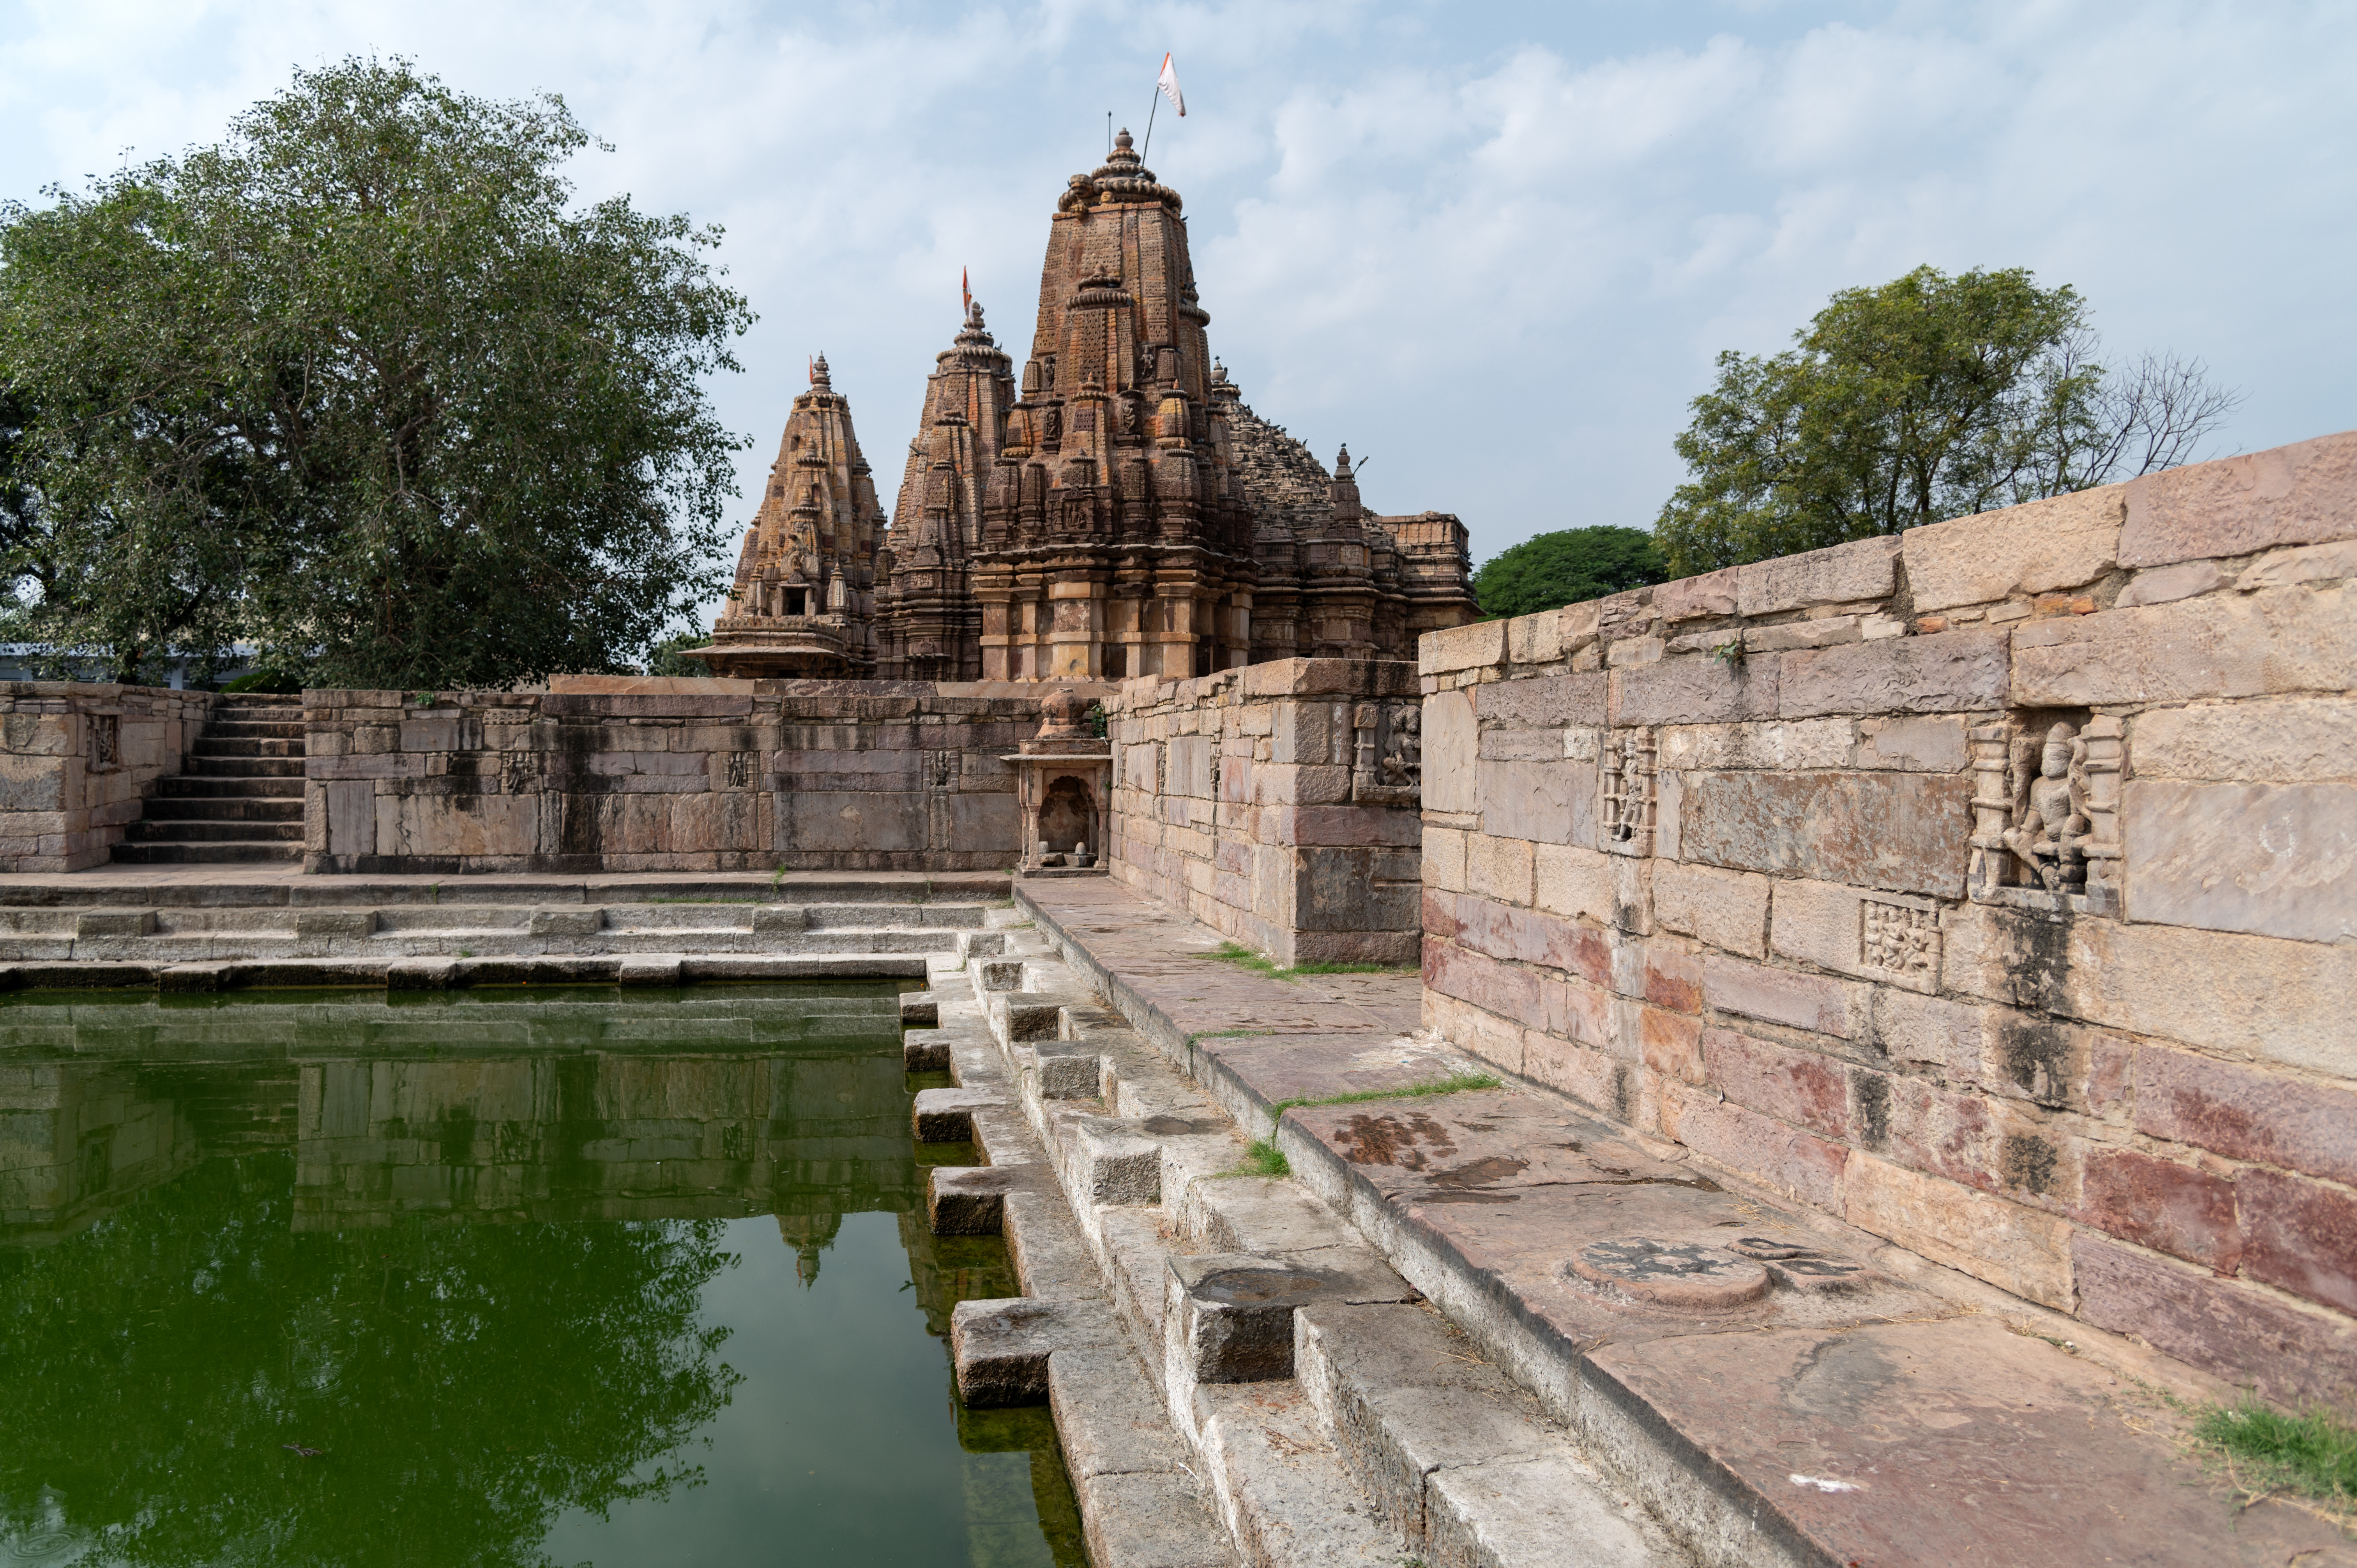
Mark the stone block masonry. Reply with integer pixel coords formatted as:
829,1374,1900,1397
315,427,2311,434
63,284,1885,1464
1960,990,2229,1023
1103,658,1425,968
1417,428,2357,1405
0,684,214,872
303,675,1064,874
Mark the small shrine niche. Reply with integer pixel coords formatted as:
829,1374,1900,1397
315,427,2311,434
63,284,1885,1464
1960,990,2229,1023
1005,687,1111,875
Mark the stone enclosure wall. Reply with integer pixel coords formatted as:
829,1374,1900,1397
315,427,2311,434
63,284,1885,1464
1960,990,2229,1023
0,684,214,872
1105,658,1425,966
305,676,1062,874
1417,430,2356,1406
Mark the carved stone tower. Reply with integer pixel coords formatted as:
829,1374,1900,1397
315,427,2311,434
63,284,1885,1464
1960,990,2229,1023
684,356,884,678
874,301,1016,681
969,129,1261,682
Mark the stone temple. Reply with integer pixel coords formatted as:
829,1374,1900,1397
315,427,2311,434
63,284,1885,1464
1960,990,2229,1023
686,355,885,678
697,129,1478,682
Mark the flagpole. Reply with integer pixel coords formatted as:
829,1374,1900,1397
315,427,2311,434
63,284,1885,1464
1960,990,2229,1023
1142,94,1158,160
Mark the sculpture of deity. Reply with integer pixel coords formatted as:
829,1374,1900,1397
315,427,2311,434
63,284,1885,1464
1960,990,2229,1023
2003,721,2090,892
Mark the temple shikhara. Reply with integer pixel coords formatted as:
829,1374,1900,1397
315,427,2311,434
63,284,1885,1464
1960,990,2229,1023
691,130,1477,681
685,355,884,678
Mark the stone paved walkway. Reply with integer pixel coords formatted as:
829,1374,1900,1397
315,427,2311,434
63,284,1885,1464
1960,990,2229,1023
1018,875,2357,1568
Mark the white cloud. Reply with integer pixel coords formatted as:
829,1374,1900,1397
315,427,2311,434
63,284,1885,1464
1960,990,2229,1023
2,0,2350,588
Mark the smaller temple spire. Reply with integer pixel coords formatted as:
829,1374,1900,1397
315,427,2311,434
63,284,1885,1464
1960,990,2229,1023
811,353,832,390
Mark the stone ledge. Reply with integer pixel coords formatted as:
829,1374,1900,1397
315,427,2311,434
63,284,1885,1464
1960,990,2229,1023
1014,874,2351,1568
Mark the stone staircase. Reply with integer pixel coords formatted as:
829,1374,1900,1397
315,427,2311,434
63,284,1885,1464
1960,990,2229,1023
114,694,305,865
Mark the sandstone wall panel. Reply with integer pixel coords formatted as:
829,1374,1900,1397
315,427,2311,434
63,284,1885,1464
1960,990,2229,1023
2123,779,2357,942
1679,770,1970,898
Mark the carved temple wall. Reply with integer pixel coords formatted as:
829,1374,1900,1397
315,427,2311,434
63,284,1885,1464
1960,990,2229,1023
300,676,1085,874
1412,429,2357,1406
1103,658,1427,967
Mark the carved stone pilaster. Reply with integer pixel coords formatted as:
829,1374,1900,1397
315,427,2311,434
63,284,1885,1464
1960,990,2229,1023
1967,723,2012,899
1601,727,1657,858
2076,715,2125,916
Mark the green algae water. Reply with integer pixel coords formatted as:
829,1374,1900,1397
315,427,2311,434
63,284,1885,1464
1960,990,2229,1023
0,985,1085,1568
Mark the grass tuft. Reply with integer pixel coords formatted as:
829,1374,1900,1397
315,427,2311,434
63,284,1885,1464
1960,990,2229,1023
2191,1401,2357,1511
1269,1073,1502,1120
1222,1140,1291,1179
1187,1028,1274,1045
1195,941,1417,982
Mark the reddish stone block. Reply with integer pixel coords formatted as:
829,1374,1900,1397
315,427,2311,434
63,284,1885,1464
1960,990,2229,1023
1642,943,1702,1013
2077,1148,2241,1273
1699,954,1853,1038
1449,894,1611,987
1421,889,1462,941
2238,1169,2357,1315
2086,1035,2134,1119
1543,973,1618,1052
1424,939,1545,1033
2133,1047,2357,1187
1640,1007,1704,1085
2074,1235,2357,1409
1524,1029,1627,1118
1700,1028,1850,1141
1867,1075,1998,1190
1658,1081,1850,1210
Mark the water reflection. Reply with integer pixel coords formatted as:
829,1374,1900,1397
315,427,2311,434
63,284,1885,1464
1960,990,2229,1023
0,987,1083,1568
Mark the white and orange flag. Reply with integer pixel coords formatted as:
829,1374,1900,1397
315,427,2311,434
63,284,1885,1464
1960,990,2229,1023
1158,53,1185,117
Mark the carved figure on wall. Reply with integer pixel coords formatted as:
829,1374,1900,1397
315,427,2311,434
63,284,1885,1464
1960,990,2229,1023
1600,727,1657,857
1970,714,2124,911
2003,722,2090,892
1350,701,1422,807
1380,704,1420,788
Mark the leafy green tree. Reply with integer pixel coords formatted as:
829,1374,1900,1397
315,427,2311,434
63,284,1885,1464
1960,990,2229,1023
1472,525,1666,619
0,58,752,687
1655,265,2238,576
643,629,710,676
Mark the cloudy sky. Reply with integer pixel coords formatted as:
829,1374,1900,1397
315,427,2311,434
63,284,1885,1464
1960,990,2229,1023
3,0,2351,585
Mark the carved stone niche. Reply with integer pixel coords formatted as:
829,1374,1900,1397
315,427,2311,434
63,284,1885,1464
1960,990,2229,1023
1350,701,1422,808
1600,727,1657,858
1004,687,1110,876
1968,710,2123,916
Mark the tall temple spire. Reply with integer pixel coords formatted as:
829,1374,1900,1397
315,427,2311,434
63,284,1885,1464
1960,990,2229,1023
868,127,1477,683
873,299,1016,682
679,358,884,678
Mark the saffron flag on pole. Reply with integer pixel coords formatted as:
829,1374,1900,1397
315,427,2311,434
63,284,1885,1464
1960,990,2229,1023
1158,53,1185,117
961,267,971,315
